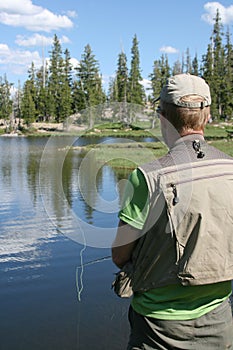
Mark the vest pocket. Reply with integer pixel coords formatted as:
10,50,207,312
160,162,233,286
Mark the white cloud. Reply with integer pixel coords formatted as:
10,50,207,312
140,78,152,91
160,46,179,54
202,2,233,25
0,41,79,81
70,58,79,70
0,45,41,66
0,0,74,32
66,10,77,18
101,74,111,86
0,43,10,53
15,34,71,47
0,42,42,77
0,0,41,15
101,76,152,95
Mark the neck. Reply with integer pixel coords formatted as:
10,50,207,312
180,130,204,137
167,131,205,149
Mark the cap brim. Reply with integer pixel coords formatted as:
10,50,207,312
152,96,160,105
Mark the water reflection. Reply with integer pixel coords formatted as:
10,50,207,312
0,138,55,273
1,135,232,349
38,135,139,247
0,136,135,350
0,135,138,264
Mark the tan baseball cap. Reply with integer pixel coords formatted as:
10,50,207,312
156,74,211,108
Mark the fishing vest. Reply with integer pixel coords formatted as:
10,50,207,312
131,137,233,293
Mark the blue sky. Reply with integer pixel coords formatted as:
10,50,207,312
1,0,233,91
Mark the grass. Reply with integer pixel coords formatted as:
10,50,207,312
2,120,232,164
85,128,156,138
83,121,232,140
74,128,233,169
73,141,168,169
204,124,229,139
4,120,231,139
208,139,233,156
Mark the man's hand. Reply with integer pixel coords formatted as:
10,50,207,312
111,220,141,268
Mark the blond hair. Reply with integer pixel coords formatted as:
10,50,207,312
160,95,210,134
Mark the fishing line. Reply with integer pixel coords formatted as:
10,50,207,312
76,254,112,302
74,215,112,302
55,223,87,302
75,223,87,302
76,251,85,302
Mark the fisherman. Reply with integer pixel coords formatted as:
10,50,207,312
112,74,233,349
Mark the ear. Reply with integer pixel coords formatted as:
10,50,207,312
205,114,211,125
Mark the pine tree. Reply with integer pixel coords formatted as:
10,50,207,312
21,80,36,125
150,54,170,102
203,9,225,118
108,76,118,102
48,34,65,122
223,28,233,118
0,75,12,121
60,48,73,122
35,61,49,120
115,50,128,102
64,48,73,87
213,9,225,117
172,59,182,75
184,48,192,73
76,44,105,108
202,43,213,79
191,53,199,75
27,62,38,116
12,80,22,125
128,34,145,105
72,80,86,113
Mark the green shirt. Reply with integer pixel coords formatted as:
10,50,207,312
119,168,232,320
119,168,149,229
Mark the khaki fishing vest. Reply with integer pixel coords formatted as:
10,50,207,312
131,158,233,292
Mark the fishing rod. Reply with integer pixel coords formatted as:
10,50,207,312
76,255,112,269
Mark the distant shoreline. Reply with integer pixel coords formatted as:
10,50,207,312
0,121,233,141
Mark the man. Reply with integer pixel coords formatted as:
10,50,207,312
112,74,233,350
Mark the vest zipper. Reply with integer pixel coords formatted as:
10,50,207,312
169,171,233,206
171,183,179,205
159,160,233,177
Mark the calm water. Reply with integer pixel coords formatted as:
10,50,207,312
1,135,232,350
0,135,149,350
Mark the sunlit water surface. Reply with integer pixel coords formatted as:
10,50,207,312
0,136,139,350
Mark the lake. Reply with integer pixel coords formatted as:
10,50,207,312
0,135,144,350
2,134,231,350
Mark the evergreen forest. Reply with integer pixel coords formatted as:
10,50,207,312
1,10,233,131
